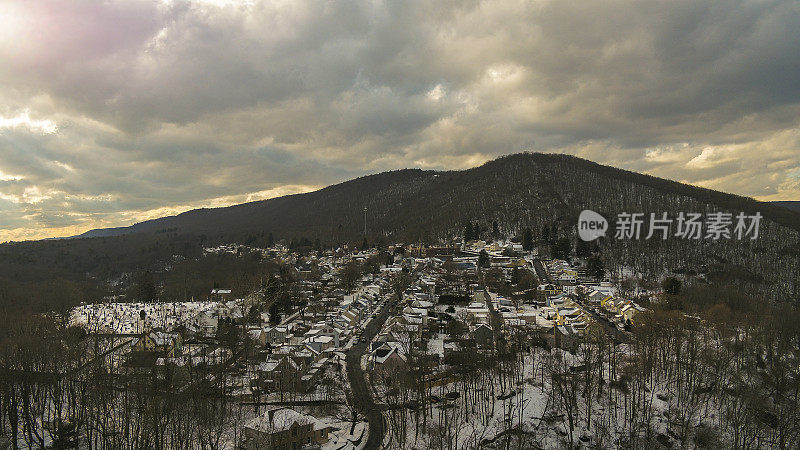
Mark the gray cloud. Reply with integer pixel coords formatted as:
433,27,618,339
1,0,799,240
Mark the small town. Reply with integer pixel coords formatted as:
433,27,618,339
3,1,800,448
63,235,655,449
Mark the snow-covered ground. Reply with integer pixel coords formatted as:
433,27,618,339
381,352,551,449
323,421,367,450
376,341,735,449
70,301,219,333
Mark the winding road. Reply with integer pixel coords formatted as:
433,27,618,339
345,299,392,449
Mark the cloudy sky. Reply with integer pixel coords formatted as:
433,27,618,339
1,0,800,241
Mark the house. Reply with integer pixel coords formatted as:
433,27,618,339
370,342,407,375
621,303,647,325
487,242,503,252
547,294,568,308
304,335,335,354
601,297,627,314
132,331,182,357
213,303,233,319
363,284,382,296
305,323,342,348
561,282,578,295
498,297,514,308
557,270,578,283
490,256,512,267
300,358,329,392
473,291,490,303
556,307,584,326
243,407,334,450
194,347,230,368
518,311,539,325
257,357,301,393
411,299,434,309
403,306,428,322
594,281,617,297
538,284,560,298
210,289,233,302
265,325,292,346
442,340,460,358
342,309,359,326
553,325,580,352
509,243,524,253
384,316,422,339
193,312,218,337
248,328,266,346
472,323,494,348
589,290,612,306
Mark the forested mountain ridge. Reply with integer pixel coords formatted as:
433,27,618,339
772,201,800,213
69,153,800,241
2,152,799,311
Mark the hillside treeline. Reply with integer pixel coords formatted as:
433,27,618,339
1,152,799,310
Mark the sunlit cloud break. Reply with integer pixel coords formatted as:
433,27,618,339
0,111,58,135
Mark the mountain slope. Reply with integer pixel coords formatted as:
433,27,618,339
772,201,800,213
74,153,800,242
3,152,799,302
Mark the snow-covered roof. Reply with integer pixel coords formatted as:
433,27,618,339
373,343,406,364
248,329,263,340
150,331,179,346
245,408,327,434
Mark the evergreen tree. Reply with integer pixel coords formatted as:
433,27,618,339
522,228,534,251
269,303,280,325
587,255,605,279
478,249,490,268
550,224,559,244
575,238,592,257
135,271,157,302
464,222,474,242
662,277,682,295
552,237,572,260
247,305,261,324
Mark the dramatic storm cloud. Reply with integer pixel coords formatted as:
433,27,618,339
1,0,800,240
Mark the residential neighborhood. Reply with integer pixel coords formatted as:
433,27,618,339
61,236,657,449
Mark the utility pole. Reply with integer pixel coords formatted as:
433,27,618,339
363,207,367,236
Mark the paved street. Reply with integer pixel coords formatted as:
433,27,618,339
533,258,630,343
581,304,631,343
345,300,392,449
483,290,504,344
532,258,552,284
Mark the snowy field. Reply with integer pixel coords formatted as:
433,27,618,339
70,301,219,334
